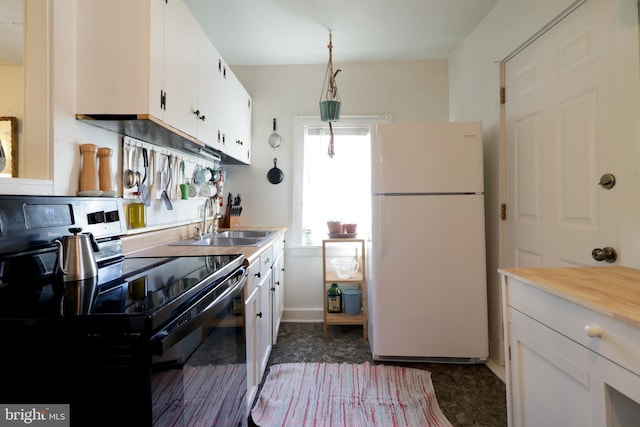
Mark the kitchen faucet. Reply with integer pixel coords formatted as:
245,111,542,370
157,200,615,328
199,196,221,239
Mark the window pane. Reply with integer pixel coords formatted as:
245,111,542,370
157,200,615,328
302,127,371,245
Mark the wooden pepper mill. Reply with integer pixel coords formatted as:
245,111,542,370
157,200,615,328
97,147,115,195
79,143,99,194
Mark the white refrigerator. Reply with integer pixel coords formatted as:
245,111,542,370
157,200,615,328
368,122,489,363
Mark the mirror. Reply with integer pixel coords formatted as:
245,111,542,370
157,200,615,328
0,0,51,188
0,117,17,177
0,0,23,179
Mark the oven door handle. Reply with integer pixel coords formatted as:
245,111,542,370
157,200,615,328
150,267,247,355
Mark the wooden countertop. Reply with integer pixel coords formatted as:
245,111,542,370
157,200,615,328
499,266,640,328
121,224,287,265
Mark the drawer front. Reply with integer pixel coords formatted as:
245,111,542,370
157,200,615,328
246,259,260,298
272,235,284,257
506,277,640,376
260,245,274,274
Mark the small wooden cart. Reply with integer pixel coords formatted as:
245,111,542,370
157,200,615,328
322,238,367,340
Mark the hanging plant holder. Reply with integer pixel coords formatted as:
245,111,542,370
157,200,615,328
320,100,341,122
319,32,341,122
319,32,342,157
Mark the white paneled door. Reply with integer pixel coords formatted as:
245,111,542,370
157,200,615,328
505,0,621,268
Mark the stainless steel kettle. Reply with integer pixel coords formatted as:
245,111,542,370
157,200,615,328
55,227,99,282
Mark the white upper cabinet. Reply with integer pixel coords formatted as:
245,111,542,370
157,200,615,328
222,66,252,164
76,0,251,164
76,0,165,118
198,34,225,152
236,82,253,164
163,0,198,136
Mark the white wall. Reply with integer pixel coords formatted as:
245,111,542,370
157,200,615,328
0,66,24,138
227,61,449,321
450,0,640,365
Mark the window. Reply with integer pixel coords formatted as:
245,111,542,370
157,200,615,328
292,115,392,246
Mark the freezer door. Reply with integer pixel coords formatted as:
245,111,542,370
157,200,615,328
372,122,484,194
369,194,489,360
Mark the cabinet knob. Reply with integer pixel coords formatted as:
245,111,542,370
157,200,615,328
584,325,603,338
255,272,261,278
257,312,262,318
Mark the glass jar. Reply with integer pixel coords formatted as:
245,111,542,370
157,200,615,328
128,191,146,229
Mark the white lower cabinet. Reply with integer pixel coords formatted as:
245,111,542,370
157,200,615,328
244,260,260,409
502,275,640,427
271,249,285,344
257,266,273,378
246,237,285,407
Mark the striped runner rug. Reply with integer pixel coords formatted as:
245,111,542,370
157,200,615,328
251,362,453,427
152,364,246,427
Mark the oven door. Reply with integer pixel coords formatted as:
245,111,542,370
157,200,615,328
151,270,248,427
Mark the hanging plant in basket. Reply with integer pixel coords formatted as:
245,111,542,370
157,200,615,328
319,32,341,158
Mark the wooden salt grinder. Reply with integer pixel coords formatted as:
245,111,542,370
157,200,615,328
97,147,114,193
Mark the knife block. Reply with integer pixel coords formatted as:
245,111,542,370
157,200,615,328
222,205,241,228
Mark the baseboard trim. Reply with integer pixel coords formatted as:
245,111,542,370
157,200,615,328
281,308,323,323
485,357,505,383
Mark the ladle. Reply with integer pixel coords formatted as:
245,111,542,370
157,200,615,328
124,145,135,189
268,118,282,149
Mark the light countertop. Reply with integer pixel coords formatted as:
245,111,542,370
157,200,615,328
499,266,640,329
121,225,287,266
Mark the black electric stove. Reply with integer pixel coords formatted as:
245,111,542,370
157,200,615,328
0,195,249,426
0,252,244,347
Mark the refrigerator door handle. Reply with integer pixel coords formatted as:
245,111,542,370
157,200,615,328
375,196,385,258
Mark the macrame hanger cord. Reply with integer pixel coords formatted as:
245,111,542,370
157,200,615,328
320,32,339,158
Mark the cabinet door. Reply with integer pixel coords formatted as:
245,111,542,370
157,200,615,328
77,0,162,116
245,284,259,407
257,269,273,379
508,308,600,427
148,0,165,120
271,251,284,344
197,33,224,147
236,83,252,164
223,67,239,157
163,0,198,136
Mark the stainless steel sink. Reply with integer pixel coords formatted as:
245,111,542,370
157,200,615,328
168,230,274,247
215,230,272,238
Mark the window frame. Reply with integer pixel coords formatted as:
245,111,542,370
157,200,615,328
291,115,393,249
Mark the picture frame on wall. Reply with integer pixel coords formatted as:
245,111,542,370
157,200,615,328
0,116,18,178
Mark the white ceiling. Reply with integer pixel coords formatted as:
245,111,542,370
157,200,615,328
0,0,500,66
184,0,499,65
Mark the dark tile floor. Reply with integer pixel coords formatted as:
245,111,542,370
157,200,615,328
250,322,507,427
